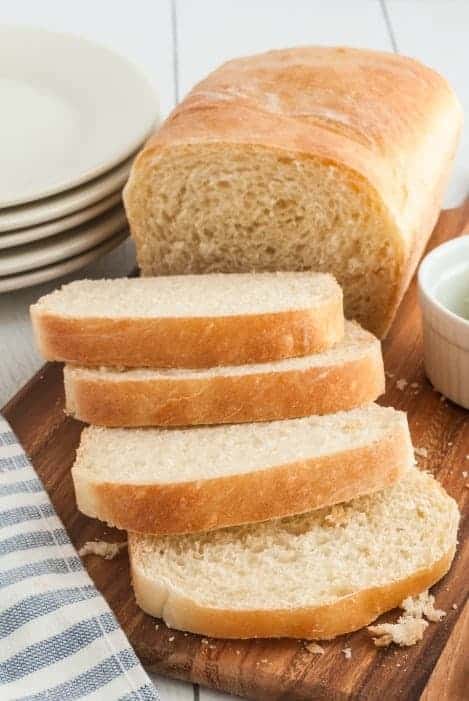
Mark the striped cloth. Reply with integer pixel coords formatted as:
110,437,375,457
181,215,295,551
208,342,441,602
0,416,160,701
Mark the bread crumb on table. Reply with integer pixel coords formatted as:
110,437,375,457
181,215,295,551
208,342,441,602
368,590,445,648
368,616,428,647
304,642,325,655
168,636,175,642
342,647,352,659
410,382,420,389
401,591,445,622
155,624,159,631
452,603,458,610
396,378,408,391
462,471,468,479
78,540,127,560
414,447,428,459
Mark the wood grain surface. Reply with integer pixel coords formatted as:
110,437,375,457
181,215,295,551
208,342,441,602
2,203,469,701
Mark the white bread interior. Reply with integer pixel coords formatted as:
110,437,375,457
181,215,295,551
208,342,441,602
129,468,459,639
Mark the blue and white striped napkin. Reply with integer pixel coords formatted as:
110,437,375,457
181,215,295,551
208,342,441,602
0,416,160,701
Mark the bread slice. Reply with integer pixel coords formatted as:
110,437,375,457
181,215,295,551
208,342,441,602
72,404,413,535
128,469,459,639
30,272,343,368
64,321,384,427
123,47,462,338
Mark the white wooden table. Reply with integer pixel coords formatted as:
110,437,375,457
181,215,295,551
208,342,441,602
1,2,468,699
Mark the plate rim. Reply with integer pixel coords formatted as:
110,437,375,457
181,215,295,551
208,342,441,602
0,229,129,293
0,25,158,207
0,207,128,276
0,191,122,249
0,154,133,232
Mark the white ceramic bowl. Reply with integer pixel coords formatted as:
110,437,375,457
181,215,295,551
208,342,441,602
418,235,469,408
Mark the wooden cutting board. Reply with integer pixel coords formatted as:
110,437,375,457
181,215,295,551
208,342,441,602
3,203,469,701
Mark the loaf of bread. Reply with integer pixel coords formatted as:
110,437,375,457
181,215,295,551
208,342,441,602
71,404,413,535
124,47,462,337
129,468,459,639
64,321,384,427
30,272,343,368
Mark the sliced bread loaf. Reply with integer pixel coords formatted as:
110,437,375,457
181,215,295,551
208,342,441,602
123,47,462,338
129,468,459,639
30,272,343,368
72,404,413,535
64,321,384,427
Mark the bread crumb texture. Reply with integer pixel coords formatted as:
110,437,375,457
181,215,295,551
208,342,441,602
401,591,445,622
368,590,445,647
32,273,339,318
131,470,458,610
78,540,127,560
414,447,428,459
368,616,428,647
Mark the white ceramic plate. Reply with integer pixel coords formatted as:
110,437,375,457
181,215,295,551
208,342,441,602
0,207,127,276
0,156,132,232
0,26,158,207
0,192,122,249
0,230,128,294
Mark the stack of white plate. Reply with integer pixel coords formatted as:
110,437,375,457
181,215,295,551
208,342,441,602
0,26,159,293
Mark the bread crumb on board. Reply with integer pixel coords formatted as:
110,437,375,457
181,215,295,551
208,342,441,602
368,590,445,648
462,471,468,479
78,540,127,560
304,642,325,655
396,378,408,391
414,447,428,459
342,647,352,659
168,636,175,642
401,591,445,622
452,603,458,610
368,616,428,647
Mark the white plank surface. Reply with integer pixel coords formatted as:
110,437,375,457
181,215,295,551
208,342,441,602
176,0,392,99
1,3,468,700
386,0,469,207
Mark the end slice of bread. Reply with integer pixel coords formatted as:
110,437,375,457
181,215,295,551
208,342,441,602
64,321,384,427
30,272,343,368
72,404,413,535
129,469,459,639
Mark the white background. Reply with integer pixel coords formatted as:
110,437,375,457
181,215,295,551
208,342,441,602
0,1,468,699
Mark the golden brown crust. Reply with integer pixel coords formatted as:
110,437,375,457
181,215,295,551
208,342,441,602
64,342,384,427
73,432,410,535
124,46,462,337
129,545,455,639
31,298,343,368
